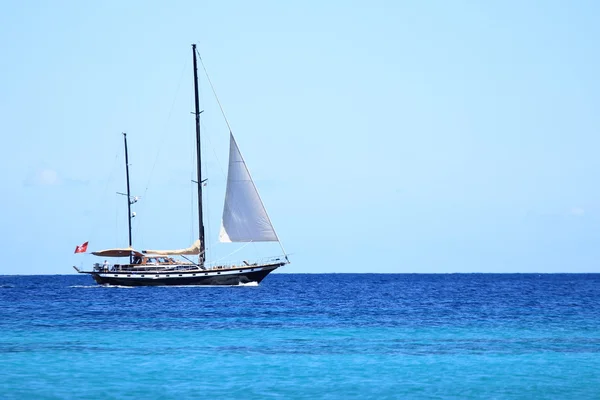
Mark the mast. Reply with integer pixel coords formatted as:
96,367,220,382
123,132,133,264
192,44,206,265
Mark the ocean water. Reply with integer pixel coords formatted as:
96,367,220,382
0,274,599,399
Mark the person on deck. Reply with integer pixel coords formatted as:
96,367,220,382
103,260,109,271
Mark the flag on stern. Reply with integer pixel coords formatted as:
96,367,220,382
74,242,89,254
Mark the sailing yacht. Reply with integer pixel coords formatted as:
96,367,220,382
73,44,289,286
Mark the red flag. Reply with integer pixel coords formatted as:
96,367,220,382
74,241,89,254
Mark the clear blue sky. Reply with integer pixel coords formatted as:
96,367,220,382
1,0,599,274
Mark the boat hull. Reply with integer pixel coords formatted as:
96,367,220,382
87,263,283,287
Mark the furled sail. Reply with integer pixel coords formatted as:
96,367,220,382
142,240,202,255
92,248,144,258
219,134,278,242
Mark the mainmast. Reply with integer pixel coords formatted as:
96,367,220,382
192,44,206,265
123,132,133,264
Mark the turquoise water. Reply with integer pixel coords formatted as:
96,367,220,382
1,274,599,399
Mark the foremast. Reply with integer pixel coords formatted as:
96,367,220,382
192,44,206,265
123,132,133,264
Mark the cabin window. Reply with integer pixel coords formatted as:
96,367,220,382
141,275,145,277
179,274,183,277
127,275,131,277
156,275,159,277
217,272,221,275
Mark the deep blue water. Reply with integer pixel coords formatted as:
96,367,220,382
1,274,599,399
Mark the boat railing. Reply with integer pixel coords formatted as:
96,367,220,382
94,264,202,273
203,255,288,270
91,255,287,273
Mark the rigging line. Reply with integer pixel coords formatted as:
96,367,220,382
201,119,227,179
195,48,233,134
190,181,194,245
198,117,227,260
139,56,189,201
204,153,211,262
190,169,194,246
196,46,288,260
211,241,254,264
115,193,119,248
189,85,195,245
130,56,189,244
231,134,289,259
87,151,120,244
194,49,228,258
194,75,211,260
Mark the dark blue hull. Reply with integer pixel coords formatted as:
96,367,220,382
88,263,283,286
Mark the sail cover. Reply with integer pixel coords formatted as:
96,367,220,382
219,134,278,242
142,240,202,255
92,248,144,258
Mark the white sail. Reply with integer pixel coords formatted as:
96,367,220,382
219,133,278,242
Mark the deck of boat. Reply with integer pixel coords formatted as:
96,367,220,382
75,258,287,286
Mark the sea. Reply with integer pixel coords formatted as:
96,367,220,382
0,274,599,399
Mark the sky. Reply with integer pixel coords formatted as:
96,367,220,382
1,0,599,274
